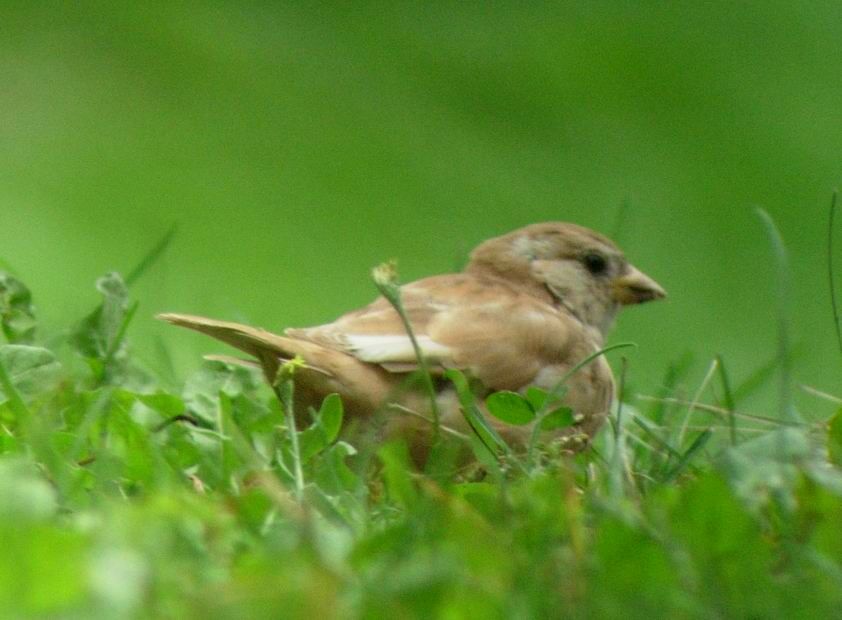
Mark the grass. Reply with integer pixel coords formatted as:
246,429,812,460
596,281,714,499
0,218,841,619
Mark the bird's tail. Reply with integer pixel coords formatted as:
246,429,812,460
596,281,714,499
157,312,405,418
156,312,330,380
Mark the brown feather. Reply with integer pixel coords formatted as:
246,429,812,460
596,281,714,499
157,221,666,458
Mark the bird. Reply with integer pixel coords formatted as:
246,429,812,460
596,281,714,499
158,222,665,459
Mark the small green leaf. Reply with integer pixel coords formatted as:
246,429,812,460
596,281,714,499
298,394,344,461
539,407,575,431
0,345,61,399
525,386,550,411
378,441,418,508
183,360,261,424
314,441,359,494
318,393,343,443
216,391,241,483
137,392,186,418
70,272,130,361
234,487,275,533
298,427,328,461
486,391,535,425
0,272,36,344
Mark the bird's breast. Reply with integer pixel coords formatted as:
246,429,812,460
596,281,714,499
532,341,615,415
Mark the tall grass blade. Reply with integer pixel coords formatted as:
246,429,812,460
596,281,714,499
608,357,630,498
663,429,713,482
445,369,515,462
677,358,717,448
125,225,177,287
630,413,682,459
828,190,842,361
731,347,801,403
716,354,738,445
648,353,693,425
755,207,800,424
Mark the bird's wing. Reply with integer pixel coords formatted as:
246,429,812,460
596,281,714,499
287,274,573,390
286,275,484,364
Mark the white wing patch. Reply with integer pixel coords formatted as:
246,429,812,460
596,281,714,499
345,334,452,363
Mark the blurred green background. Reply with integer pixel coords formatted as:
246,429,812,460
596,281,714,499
3,3,841,411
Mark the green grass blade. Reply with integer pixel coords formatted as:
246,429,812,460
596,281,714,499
545,342,638,402
731,347,801,403
608,356,630,498
716,354,738,446
445,369,509,458
630,413,682,460
662,428,713,482
755,208,799,424
527,342,637,465
828,190,842,361
676,358,717,448
125,225,177,287
648,353,693,425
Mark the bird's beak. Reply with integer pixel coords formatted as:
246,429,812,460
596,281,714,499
613,266,667,305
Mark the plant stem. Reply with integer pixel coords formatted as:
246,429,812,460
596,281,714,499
274,370,305,501
373,262,442,443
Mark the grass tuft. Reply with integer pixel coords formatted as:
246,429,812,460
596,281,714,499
0,226,838,617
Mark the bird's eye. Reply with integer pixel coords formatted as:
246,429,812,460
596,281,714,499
582,253,608,275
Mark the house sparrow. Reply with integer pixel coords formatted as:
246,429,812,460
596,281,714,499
158,222,665,456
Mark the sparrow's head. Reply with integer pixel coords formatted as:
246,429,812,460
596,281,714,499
466,222,666,336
